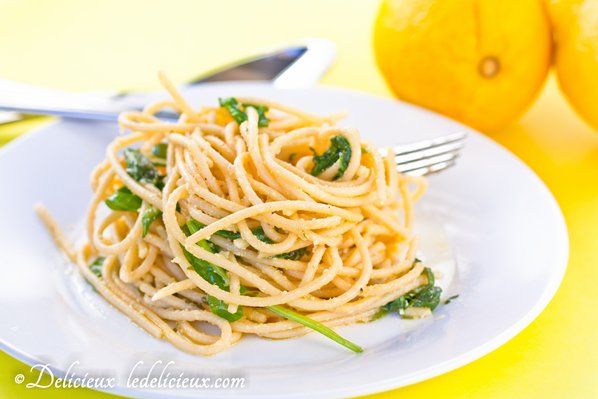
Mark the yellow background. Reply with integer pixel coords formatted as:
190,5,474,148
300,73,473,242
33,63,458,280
0,0,596,398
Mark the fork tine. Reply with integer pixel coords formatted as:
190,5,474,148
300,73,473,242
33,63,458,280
403,160,457,176
389,131,466,176
390,131,467,156
394,141,464,165
397,151,460,174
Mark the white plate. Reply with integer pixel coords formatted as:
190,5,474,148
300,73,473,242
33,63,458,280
0,83,568,399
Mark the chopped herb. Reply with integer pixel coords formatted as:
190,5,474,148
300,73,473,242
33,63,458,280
184,220,204,235
151,143,168,159
383,295,409,313
252,226,308,260
311,135,352,180
251,226,274,244
267,305,363,353
239,287,362,351
213,229,241,240
219,97,247,125
183,220,220,253
185,219,238,249
274,247,308,260
370,307,388,321
240,286,258,296
206,295,243,322
124,148,163,188
105,186,142,211
187,219,240,240
244,103,269,127
218,97,269,127
89,257,105,277
444,294,459,305
141,206,162,237
382,267,442,318
183,248,229,287
183,254,227,291
198,238,220,254
182,220,241,321
288,152,297,163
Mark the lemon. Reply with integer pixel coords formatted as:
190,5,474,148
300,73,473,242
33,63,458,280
373,0,552,132
548,0,598,130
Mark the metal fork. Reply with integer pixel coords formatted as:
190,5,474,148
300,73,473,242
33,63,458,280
388,132,466,176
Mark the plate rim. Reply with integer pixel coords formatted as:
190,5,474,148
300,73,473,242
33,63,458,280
0,83,569,399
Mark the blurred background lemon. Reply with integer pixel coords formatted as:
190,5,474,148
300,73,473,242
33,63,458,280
373,0,552,132
548,0,598,130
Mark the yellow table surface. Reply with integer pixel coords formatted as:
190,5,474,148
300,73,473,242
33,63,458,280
1,1,596,398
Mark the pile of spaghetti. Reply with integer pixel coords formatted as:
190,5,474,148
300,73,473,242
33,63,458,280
37,73,442,356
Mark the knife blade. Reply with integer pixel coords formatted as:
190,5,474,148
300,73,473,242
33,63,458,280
190,46,307,83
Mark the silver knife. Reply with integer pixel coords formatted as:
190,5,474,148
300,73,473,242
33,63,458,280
0,38,335,124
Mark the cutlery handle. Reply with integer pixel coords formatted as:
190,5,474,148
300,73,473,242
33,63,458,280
0,78,125,121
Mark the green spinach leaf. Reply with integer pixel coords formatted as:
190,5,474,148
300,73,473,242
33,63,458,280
274,247,308,260
213,229,241,240
181,220,242,321
251,226,274,244
151,143,168,159
187,219,240,240
218,97,269,127
268,305,362,353
124,148,163,188
381,265,442,318
252,226,308,260
311,135,352,180
183,248,229,288
184,220,220,253
141,206,162,237
105,186,142,211
89,257,105,277
244,103,269,127
207,295,243,322
219,97,247,125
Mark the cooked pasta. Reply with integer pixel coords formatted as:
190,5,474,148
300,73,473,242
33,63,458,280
36,72,443,356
